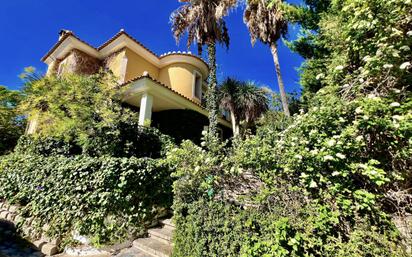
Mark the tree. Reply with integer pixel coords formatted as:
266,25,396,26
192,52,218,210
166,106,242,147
20,71,139,152
0,86,25,155
244,0,290,116
171,0,237,142
219,78,269,136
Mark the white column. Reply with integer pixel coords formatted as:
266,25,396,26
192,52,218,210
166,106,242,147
139,93,153,126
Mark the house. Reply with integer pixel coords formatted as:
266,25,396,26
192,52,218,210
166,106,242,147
31,29,232,142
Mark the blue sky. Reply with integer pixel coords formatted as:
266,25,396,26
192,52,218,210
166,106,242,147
0,0,304,93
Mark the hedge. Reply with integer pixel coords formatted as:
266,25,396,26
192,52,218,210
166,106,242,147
173,199,406,257
0,153,173,246
15,125,174,158
168,88,411,256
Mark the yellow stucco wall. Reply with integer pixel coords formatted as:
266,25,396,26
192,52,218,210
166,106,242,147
46,45,206,102
105,49,127,81
159,63,202,102
124,48,159,81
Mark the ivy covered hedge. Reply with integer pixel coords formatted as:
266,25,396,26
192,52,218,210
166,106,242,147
0,71,176,247
0,153,172,246
168,0,412,254
173,200,405,257
169,88,411,257
15,124,173,158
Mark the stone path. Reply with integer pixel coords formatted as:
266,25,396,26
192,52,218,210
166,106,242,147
0,220,44,257
0,216,173,257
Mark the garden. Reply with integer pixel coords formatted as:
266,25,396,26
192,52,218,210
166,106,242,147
1,0,411,256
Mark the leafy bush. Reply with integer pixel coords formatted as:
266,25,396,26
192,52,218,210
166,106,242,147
15,124,174,159
285,0,412,101
237,89,411,217
2,70,176,248
0,153,173,246
169,104,410,256
173,199,405,257
0,86,25,155
169,0,412,255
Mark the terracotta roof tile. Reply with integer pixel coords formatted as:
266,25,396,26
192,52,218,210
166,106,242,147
97,30,159,57
41,31,97,62
42,29,209,69
120,75,231,125
160,52,209,69
120,74,204,108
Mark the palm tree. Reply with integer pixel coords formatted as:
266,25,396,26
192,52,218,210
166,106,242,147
219,78,269,136
171,0,237,140
244,0,290,116
219,78,242,135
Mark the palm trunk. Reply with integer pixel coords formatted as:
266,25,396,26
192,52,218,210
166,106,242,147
230,110,239,136
270,43,290,117
207,41,218,138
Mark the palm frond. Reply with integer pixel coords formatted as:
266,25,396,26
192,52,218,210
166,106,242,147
244,0,288,46
171,0,238,52
219,77,269,125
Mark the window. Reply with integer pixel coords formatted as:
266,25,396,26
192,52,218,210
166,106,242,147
193,71,202,100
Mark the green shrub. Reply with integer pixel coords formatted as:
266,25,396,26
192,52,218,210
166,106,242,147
4,69,176,248
168,88,411,256
15,124,174,158
237,89,411,216
173,198,406,257
168,0,411,255
0,86,25,155
15,136,81,156
0,153,173,246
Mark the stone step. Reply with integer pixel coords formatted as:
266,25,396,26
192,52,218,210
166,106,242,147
133,238,172,257
148,227,173,245
159,219,174,229
114,247,153,257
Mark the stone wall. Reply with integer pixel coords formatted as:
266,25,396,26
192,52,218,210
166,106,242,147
393,214,412,253
0,201,59,256
57,49,102,76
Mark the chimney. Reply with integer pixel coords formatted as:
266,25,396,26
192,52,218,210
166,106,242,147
58,29,72,40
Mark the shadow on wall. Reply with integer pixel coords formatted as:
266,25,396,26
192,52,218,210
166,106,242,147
0,220,43,257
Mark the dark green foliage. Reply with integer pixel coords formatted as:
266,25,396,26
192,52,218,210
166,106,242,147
15,136,81,157
219,78,269,136
15,119,173,158
169,0,411,253
170,90,412,255
1,71,176,247
173,199,405,257
0,86,26,155
81,122,174,158
0,153,173,246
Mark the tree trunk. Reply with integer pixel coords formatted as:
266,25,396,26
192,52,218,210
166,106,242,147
230,110,239,136
270,43,290,117
207,41,219,138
